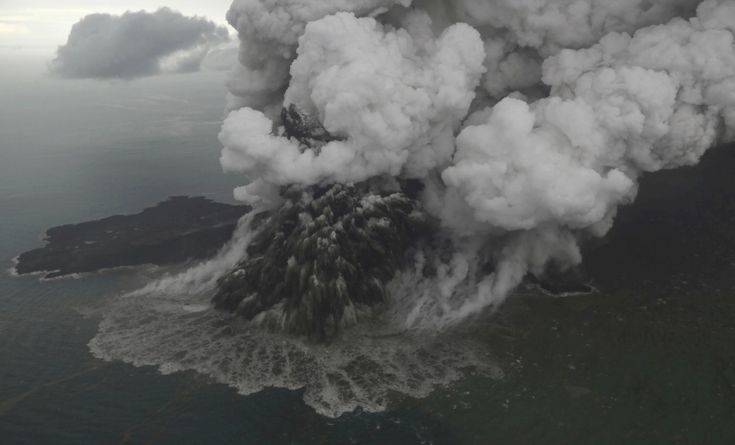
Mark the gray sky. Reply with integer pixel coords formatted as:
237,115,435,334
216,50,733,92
0,0,233,53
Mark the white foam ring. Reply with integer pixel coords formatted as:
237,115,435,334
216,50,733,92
89,213,502,418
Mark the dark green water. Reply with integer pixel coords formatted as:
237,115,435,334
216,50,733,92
1,57,734,444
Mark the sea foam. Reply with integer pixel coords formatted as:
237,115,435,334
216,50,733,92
89,214,502,417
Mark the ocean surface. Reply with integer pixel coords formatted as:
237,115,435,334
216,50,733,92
1,54,734,444
0,56,476,444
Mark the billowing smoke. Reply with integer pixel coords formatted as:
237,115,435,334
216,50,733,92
220,11,485,204
224,0,412,111
84,0,735,414
219,0,735,328
52,8,231,79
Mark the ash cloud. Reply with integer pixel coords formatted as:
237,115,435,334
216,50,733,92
220,11,485,203
83,0,735,416
51,8,230,79
219,0,735,326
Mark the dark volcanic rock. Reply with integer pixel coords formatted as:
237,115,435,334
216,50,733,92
213,183,431,340
14,196,250,279
280,104,336,147
212,105,432,340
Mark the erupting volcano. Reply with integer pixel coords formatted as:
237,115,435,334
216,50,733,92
211,0,735,337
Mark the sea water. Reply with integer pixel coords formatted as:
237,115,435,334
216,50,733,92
0,53,487,444
3,52,735,445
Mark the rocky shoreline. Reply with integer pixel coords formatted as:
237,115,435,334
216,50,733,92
13,196,250,279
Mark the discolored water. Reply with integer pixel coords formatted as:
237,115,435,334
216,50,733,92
1,54,734,444
0,56,474,444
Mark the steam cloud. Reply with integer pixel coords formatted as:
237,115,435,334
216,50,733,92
219,0,735,326
52,8,231,79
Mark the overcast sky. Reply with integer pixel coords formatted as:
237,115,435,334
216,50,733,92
0,1,233,53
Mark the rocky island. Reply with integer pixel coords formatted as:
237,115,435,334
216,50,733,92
213,181,431,340
14,196,250,279
211,106,434,339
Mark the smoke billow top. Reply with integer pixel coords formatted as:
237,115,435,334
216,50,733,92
217,0,735,327
52,8,231,79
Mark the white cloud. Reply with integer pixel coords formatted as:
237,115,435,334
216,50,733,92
51,8,230,79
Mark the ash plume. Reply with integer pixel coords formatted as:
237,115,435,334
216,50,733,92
51,8,230,79
219,0,735,331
